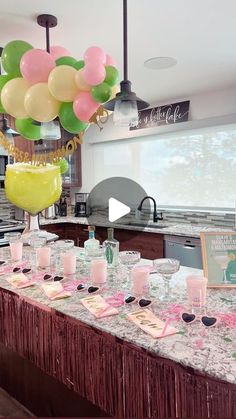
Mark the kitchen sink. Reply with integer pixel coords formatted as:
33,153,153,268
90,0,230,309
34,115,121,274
127,222,168,229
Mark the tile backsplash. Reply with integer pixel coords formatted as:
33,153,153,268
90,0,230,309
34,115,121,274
88,206,235,229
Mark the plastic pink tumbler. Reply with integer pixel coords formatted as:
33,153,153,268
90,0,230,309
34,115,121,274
90,259,107,284
186,275,208,308
62,251,76,275
36,247,51,268
5,232,23,262
131,265,151,296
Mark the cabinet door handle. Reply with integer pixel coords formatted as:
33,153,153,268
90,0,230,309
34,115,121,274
183,245,196,249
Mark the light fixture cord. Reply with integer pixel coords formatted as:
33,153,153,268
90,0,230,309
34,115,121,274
46,21,50,53
123,0,128,81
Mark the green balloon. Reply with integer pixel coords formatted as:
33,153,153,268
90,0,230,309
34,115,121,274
59,102,88,134
15,118,41,141
0,74,13,113
54,158,69,174
104,66,119,87
2,40,33,77
0,74,12,90
92,82,112,104
74,60,85,70
56,56,78,68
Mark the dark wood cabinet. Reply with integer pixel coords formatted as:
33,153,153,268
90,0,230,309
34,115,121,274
40,222,66,239
7,115,82,188
114,229,163,259
41,222,164,259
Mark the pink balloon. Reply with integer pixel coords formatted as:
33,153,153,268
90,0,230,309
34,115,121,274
50,46,71,61
20,49,55,84
106,54,116,66
73,92,99,122
83,63,105,86
84,46,106,64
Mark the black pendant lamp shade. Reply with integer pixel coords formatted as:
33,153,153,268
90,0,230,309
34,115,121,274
104,0,149,125
104,80,149,111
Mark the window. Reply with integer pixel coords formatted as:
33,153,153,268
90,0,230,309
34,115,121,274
92,124,236,209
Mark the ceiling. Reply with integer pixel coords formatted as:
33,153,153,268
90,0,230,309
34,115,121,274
1,0,236,105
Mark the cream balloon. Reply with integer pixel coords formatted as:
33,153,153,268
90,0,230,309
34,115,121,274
24,82,60,122
48,65,78,102
1,78,30,118
75,69,91,92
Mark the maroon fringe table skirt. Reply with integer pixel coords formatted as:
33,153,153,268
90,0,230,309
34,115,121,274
1,286,236,418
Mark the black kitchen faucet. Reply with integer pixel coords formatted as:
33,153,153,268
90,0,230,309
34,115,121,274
137,196,163,223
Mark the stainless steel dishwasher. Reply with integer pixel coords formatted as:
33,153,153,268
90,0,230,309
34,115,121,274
164,235,203,269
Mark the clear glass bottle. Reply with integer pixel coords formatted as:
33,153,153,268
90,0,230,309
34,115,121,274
84,226,100,260
103,228,119,267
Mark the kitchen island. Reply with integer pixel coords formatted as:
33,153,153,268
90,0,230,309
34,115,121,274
39,215,230,267
1,247,236,417
39,215,231,239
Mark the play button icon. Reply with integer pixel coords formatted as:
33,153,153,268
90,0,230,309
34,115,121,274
86,177,151,241
108,197,131,222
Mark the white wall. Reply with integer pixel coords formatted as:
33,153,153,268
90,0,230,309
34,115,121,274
70,87,236,203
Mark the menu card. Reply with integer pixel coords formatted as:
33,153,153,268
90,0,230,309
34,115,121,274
81,295,119,318
128,309,177,338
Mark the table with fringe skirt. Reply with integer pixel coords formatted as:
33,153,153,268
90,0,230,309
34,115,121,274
1,286,236,418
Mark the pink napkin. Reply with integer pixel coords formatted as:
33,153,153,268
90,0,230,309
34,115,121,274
81,295,119,318
63,278,89,292
6,273,36,289
128,309,178,338
41,282,71,300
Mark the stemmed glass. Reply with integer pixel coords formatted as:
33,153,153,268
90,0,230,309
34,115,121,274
153,258,180,301
213,254,229,283
119,251,141,289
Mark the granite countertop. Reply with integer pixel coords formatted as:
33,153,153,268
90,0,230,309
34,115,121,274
1,248,236,386
39,215,231,239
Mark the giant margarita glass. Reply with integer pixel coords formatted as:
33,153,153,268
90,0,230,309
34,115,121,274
5,162,62,232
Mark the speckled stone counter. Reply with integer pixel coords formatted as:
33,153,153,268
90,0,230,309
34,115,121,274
39,215,231,238
1,248,236,417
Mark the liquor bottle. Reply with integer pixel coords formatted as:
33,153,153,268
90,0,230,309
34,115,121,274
103,228,119,267
59,198,67,216
84,226,100,260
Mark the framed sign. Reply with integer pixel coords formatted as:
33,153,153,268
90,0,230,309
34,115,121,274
129,100,190,131
200,232,236,288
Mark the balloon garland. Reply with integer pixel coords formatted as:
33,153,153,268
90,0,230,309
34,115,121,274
0,41,119,140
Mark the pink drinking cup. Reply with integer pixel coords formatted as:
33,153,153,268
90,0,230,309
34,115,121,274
36,247,51,269
131,265,151,296
90,259,107,284
62,251,76,275
10,241,23,262
186,275,208,308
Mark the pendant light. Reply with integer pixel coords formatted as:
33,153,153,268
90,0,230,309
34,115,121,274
34,14,61,140
104,0,149,127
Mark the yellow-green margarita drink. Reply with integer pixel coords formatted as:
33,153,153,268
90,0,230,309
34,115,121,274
5,163,62,215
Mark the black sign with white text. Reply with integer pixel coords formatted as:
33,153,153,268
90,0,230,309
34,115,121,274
130,100,190,130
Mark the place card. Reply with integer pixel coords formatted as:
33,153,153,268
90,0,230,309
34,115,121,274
6,273,36,289
41,282,71,300
128,309,178,338
81,295,119,318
